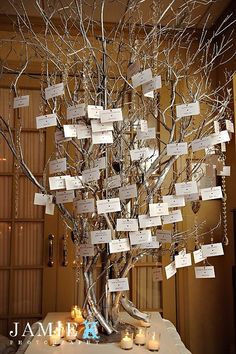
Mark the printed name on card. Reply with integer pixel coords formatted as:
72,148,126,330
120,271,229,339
201,243,224,258
175,253,192,268
193,249,206,264
65,176,83,190
90,230,112,244
152,268,163,282
63,124,77,138
100,108,123,123
13,95,29,108
87,105,103,119
155,230,172,243
56,190,75,204
119,184,137,200
138,214,162,228
97,198,121,214
192,137,210,152
49,158,67,174
49,175,70,190
108,278,129,292
91,120,113,133
80,244,94,257
92,131,113,144
162,210,183,225
163,195,185,208
225,119,234,133
176,101,200,118
129,229,152,245
74,198,95,214
67,103,86,119
82,167,100,183
45,201,55,215
167,142,188,156
140,236,160,249
175,181,198,195
109,238,130,253
130,147,149,161
45,82,64,100
195,266,215,279
165,261,177,280
131,68,152,88
116,219,139,232
136,127,156,140
36,113,57,129
105,175,121,189
34,193,53,206
142,75,162,96
200,186,223,201
77,123,92,139
149,203,169,217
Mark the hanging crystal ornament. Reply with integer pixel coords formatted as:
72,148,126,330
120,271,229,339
221,154,229,246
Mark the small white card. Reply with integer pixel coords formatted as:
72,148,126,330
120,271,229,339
67,103,86,119
45,201,55,215
130,147,149,161
92,131,113,144
175,181,198,195
77,124,92,139
49,158,67,174
136,127,156,140
163,195,185,208
210,130,230,145
142,75,162,96
36,113,57,129
100,108,123,123
138,214,162,228
140,120,148,132
109,238,130,253
45,82,64,100
63,124,77,138
200,186,223,201
152,268,163,282
108,278,129,292
80,244,94,257
74,199,95,214
65,176,83,190
49,175,69,190
56,190,75,204
97,198,121,214
131,68,152,88
217,166,231,176
167,142,188,156
201,243,224,257
129,229,152,245
140,236,160,249
82,167,100,183
165,261,177,280
105,175,121,189
149,203,169,217
225,119,234,133
162,210,183,224
90,230,112,244
156,230,172,243
119,184,137,200
91,120,113,132
192,137,210,152
195,266,215,278
116,219,139,232
87,105,103,119
193,249,206,264
34,193,53,206
176,101,200,118
184,193,199,203
94,157,106,170
13,95,29,108
127,60,141,80
175,253,192,268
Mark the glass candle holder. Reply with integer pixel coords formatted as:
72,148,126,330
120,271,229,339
65,323,77,342
48,330,62,346
120,329,134,350
146,331,160,352
55,321,65,338
134,327,146,346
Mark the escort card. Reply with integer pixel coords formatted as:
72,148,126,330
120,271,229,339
193,249,206,264
36,113,57,129
192,137,210,152
162,195,185,208
127,60,141,79
142,75,162,96
34,193,53,206
116,218,139,232
195,266,215,278
65,176,83,190
100,108,123,123
165,261,177,280
140,236,160,249
63,124,77,137
90,230,112,244
91,120,113,132
225,119,234,133
200,186,223,201
217,166,231,176
175,181,198,195
138,214,162,228
136,127,156,140
45,82,64,100
129,229,152,245
162,210,183,224
45,201,55,215
93,157,106,170
13,95,29,108
92,131,113,144
80,244,94,257
55,130,71,144
56,190,75,204
152,267,163,282
210,130,230,145
105,175,122,189
140,120,148,132
156,230,172,243
167,142,188,156
119,184,137,200
97,198,121,214
130,147,149,161
131,68,152,88
49,175,70,190
82,167,100,183
184,193,199,203
74,198,95,213
109,238,130,253
67,103,86,119
201,243,224,257
76,124,92,139
149,203,169,217
49,158,67,174
176,101,200,118
108,278,129,292
87,105,103,119
175,253,192,268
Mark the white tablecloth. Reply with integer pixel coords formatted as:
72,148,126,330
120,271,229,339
24,312,191,354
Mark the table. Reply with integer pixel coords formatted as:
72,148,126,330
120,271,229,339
24,312,191,354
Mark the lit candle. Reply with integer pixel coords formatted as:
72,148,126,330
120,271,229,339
66,324,77,342
134,328,146,346
120,335,133,350
48,331,61,346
